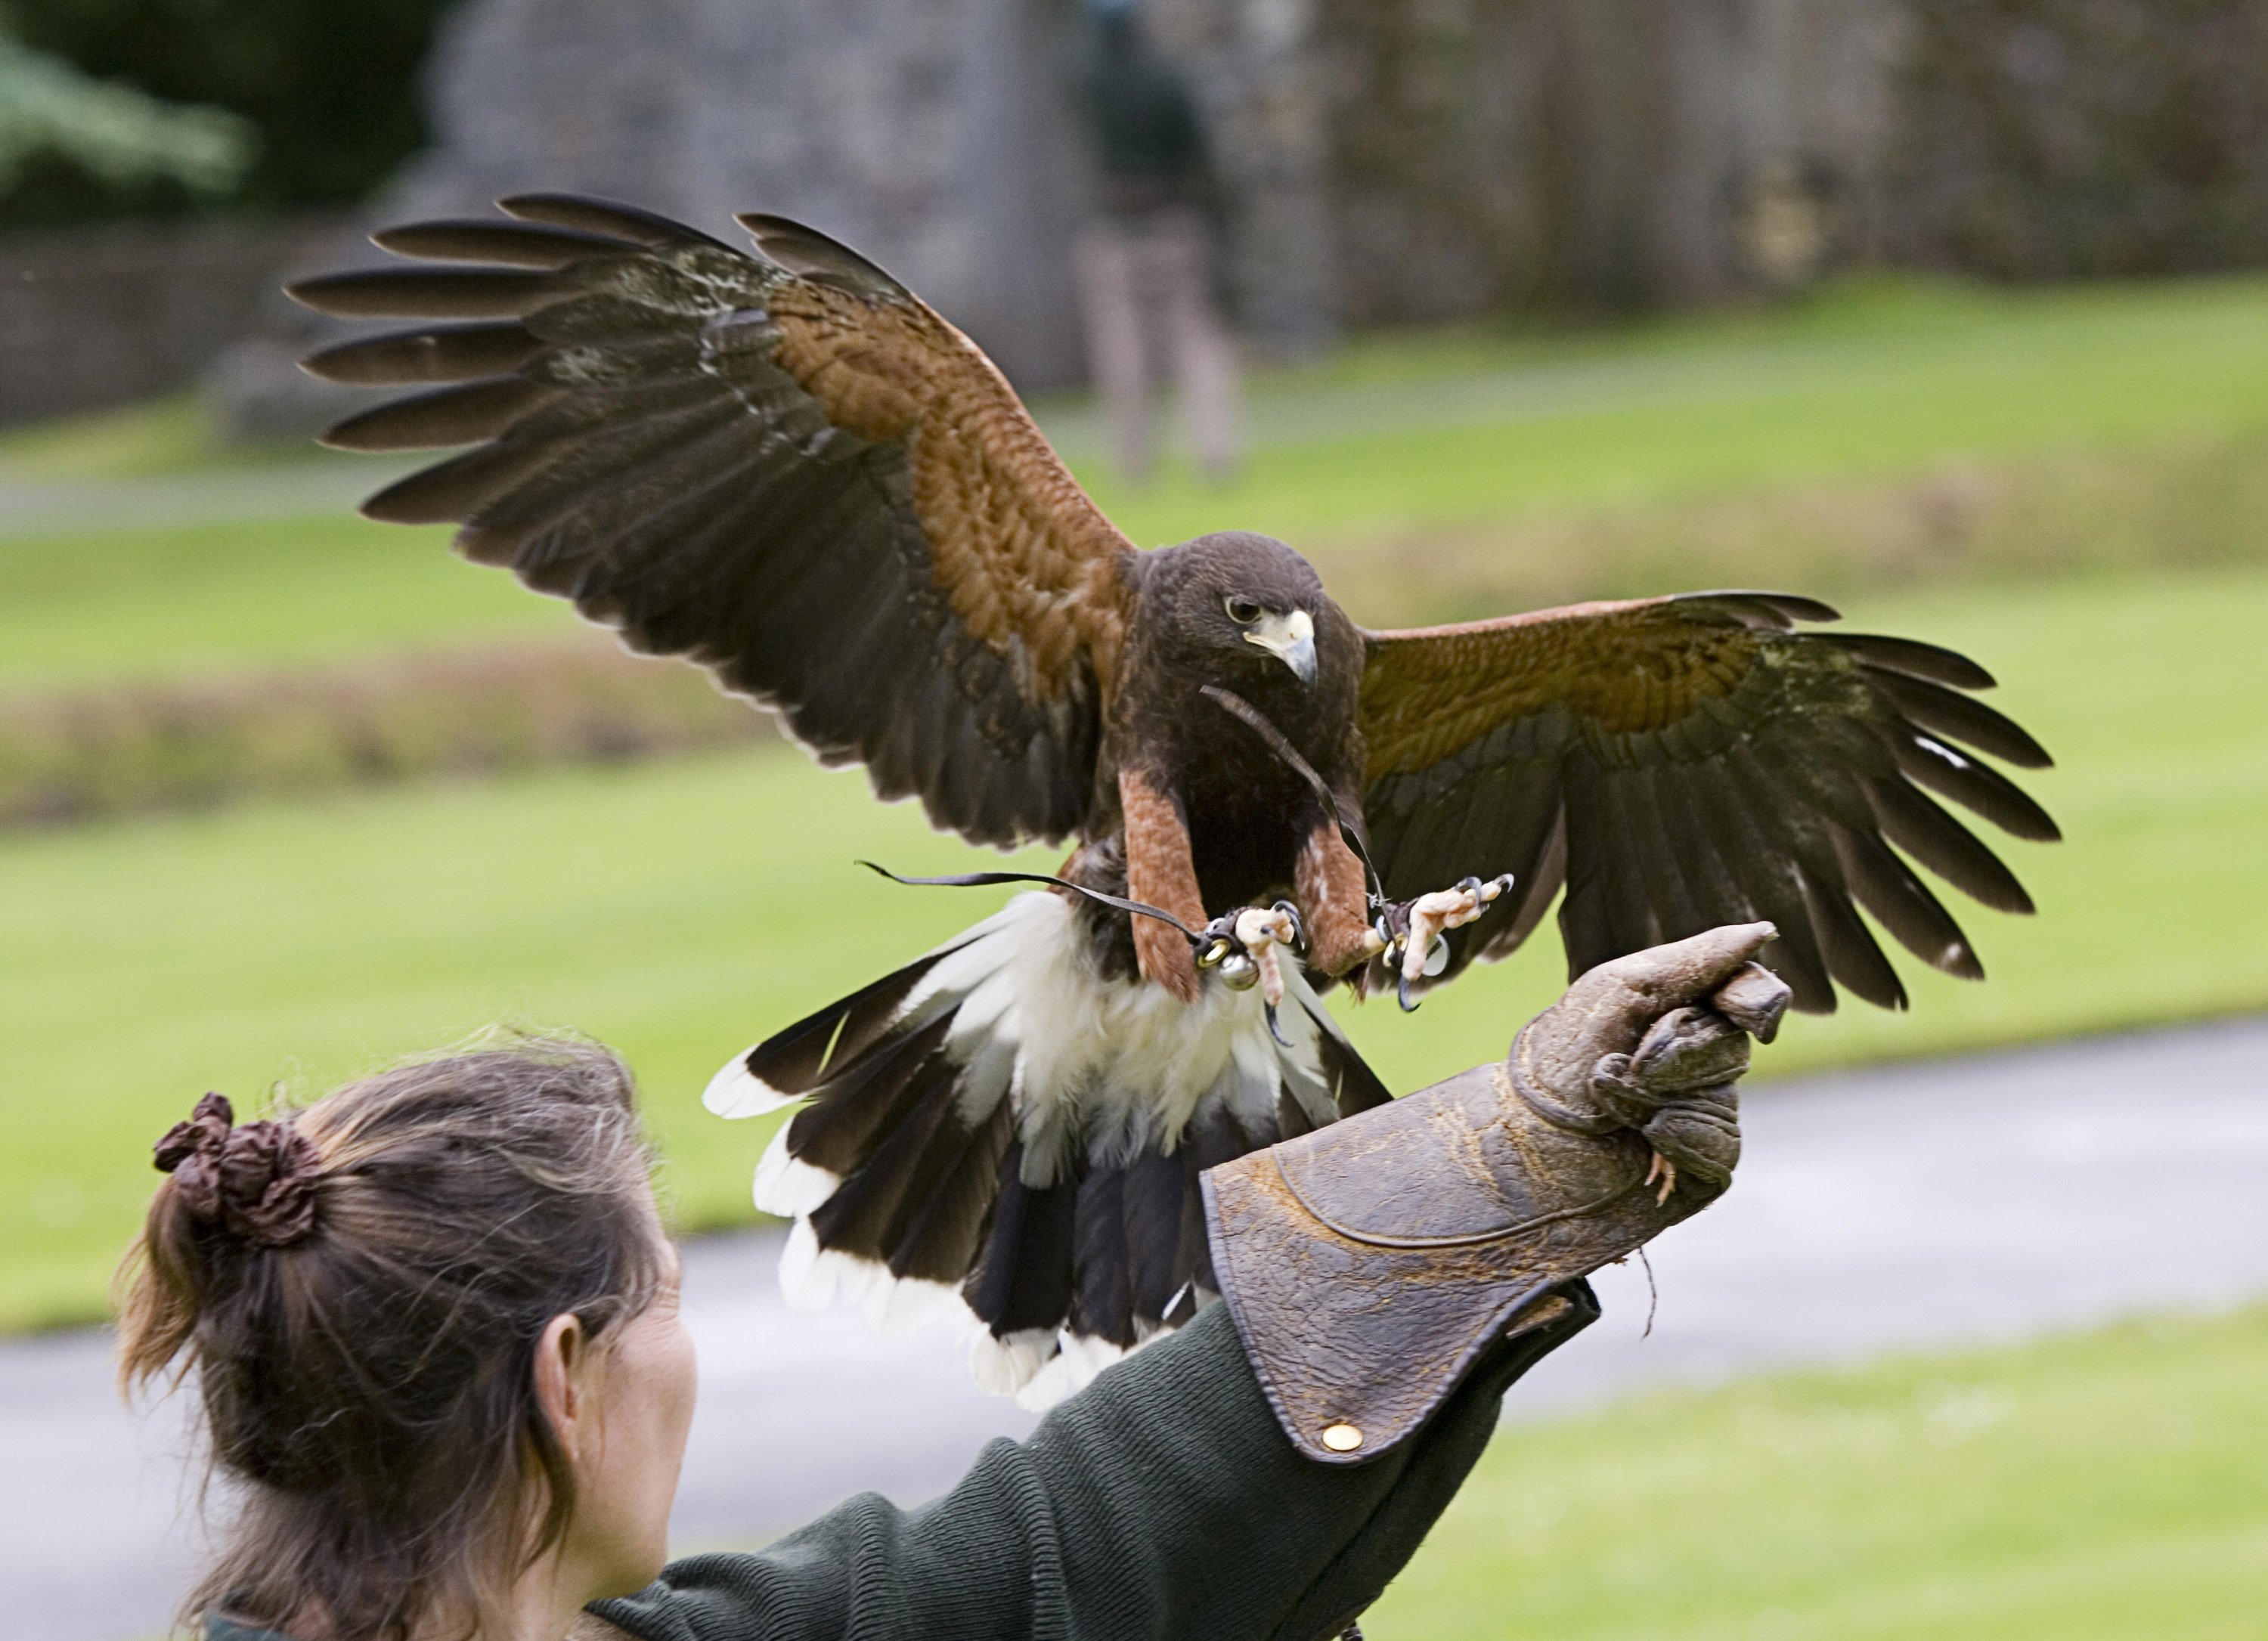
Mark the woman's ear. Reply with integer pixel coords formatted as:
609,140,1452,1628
533,1312,590,1464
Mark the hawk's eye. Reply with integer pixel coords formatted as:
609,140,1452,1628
1225,596,1263,625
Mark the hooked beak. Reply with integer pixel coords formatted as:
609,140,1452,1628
1244,608,1318,686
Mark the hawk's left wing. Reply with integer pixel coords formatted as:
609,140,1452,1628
1356,593,2059,1011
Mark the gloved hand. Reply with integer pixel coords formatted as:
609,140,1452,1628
1511,921,1791,1204
1202,922,1789,1464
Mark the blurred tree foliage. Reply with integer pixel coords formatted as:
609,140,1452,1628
0,0,454,228
0,24,253,197
1894,0,2268,278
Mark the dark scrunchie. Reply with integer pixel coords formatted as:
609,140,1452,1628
153,1092,321,1248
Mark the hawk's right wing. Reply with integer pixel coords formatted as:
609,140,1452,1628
291,196,1140,849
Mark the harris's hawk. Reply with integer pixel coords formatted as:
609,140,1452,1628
289,197,2058,1404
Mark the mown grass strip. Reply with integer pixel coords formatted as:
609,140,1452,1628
1306,426,2268,627
0,512,569,695
0,636,770,828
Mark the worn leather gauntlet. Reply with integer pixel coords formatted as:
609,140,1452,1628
1203,922,1791,1465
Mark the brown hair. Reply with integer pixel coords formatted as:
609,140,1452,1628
117,1035,666,1641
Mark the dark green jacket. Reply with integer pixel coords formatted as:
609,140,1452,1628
206,1291,1594,1641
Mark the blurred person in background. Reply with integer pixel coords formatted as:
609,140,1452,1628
1067,0,1243,486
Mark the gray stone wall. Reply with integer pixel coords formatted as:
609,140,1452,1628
168,0,2268,441
410,0,1095,382
202,0,1912,434
1315,0,1903,326
214,0,1104,436
1888,0,2268,278
1149,0,1340,353
0,216,327,426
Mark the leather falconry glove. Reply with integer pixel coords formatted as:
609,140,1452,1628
1202,921,1791,1465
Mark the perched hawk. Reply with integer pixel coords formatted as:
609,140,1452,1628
290,197,2057,1404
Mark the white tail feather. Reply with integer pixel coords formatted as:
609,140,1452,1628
752,1128,839,1218
967,1325,1058,1398
704,1054,799,1119
777,1220,964,1331
1014,1333,1133,1410
728,891,1345,1404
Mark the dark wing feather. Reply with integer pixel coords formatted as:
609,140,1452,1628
1358,593,2059,1011
299,323,547,385
288,267,573,318
367,218,641,268
318,378,562,451
290,195,1140,849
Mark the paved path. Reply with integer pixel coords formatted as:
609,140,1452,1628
9,1018,2266,1641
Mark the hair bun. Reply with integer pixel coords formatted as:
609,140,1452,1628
154,1092,322,1248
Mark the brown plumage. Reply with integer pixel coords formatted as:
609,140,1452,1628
291,196,2058,1401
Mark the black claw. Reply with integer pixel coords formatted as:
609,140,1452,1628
1397,971,1420,1013
1265,999,1293,1047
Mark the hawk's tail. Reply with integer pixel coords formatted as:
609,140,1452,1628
705,891,1390,1407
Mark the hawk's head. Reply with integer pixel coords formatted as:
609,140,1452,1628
1139,531,1331,690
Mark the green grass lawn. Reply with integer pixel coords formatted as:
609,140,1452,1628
0,392,318,481
1089,274,2268,551
14,273,2268,693
1375,1305,2268,1639
7,563,2263,1332
0,513,560,695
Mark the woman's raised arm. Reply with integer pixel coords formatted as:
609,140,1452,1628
591,927,1785,1641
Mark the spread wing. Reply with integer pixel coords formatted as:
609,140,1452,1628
288,195,1139,849
1357,593,2059,1011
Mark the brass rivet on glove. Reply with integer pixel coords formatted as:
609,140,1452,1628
1321,1422,1365,1452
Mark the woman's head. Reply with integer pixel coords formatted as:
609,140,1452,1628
118,1036,694,1641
